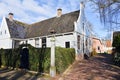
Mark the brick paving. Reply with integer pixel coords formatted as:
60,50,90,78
0,54,120,80
58,54,120,80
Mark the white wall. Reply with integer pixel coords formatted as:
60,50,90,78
0,17,12,49
47,35,75,48
0,38,12,49
27,39,35,47
26,34,75,49
0,17,11,39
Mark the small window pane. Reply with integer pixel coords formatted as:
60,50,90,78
35,38,39,47
65,42,70,48
42,37,46,47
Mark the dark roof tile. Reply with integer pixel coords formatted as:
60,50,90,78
26,10,79,38
6,18,28,39
6,10,80,39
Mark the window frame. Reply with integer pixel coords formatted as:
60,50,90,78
77,35,80,49
41,37,46,47
35,38,39,47
65,41,70,48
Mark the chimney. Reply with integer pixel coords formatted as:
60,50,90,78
8,13,14,21
57,8,62,17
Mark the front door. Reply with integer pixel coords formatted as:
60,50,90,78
20,48,29,69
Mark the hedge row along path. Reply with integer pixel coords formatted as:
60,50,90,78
58,53,120,80
0,53,120,80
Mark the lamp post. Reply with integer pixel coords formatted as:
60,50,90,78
50,29,56,77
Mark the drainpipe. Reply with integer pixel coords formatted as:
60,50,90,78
12,39,14,49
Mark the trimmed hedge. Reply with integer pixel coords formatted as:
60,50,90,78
0,48,20,68
0,44,75,74
55,47,75,74
112,35,120,65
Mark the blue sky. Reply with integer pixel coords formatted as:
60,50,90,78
0,0,107,38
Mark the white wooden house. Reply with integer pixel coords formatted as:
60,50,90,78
0,2,93,60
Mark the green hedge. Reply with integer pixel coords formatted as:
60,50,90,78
112,35,120,65
55,47,75,74
0,44,75,74
0,48,20,68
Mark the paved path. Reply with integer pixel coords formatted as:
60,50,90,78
58,54,120,80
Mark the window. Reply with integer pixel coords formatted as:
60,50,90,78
64,33,73,35
29,38,33,40
86,39,88,46
98,46,100,50
77,35,80,49
65,42,70,48
42,37,46,47
0,31,2,35
5,30,6,34
35,38,39,47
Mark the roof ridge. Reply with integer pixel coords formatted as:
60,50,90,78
5,10,80,38
30,10,80,25
6,18,29,27
6,10,80,26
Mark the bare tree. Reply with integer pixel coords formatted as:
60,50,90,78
89,0,120,30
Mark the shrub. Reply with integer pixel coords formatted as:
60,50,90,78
0,48,4,67
112,35,120,51
0,44,75,74
114,52,120,62
112,35,120,65
91,48,97,56
0,48,20,68
55,47,75,74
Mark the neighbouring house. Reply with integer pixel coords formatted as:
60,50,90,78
105,40,112,53
0,2,93,60
92,37,105,53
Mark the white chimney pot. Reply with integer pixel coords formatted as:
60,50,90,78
57,8,62,17
8,13,14,21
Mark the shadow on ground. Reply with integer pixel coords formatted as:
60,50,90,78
0,68,13,73
0,69,41,80
0,68,51,80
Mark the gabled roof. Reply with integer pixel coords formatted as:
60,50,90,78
92,37,103,45
5,10,80,39
6,18,29,39
26,10,79,38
